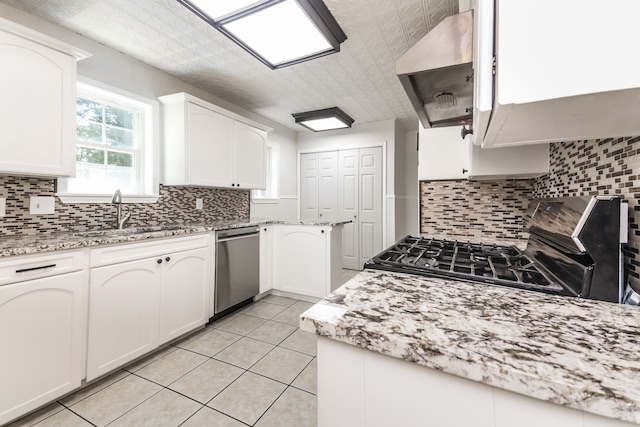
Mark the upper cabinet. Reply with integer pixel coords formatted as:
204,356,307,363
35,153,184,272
473,0,640,148
0,16,89,177
159,93,270,189
419,125,548,180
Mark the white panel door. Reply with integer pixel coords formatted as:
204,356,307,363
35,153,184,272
339,149,359,270
300,153,319,221
358,147,383,266
318,151,339,222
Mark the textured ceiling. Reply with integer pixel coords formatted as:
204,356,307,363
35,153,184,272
0,0,458,132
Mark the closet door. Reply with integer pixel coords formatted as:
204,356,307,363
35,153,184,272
339,150,360,270
358,147,383,267
300,153,319,220
318,151,339,221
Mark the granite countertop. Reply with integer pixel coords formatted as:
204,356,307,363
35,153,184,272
0,219,350,257
300,269,640,424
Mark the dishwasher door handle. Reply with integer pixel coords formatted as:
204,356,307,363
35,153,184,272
217,233,259,243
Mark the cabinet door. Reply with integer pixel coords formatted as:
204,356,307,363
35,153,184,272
300,153,319,221
418,125,469,180
275,226,327,298
234,122,267,189
187,102,234,187
0,272,83,425
87,258,160,381
0,28,76,177
259,226,273,294
159,247,210,344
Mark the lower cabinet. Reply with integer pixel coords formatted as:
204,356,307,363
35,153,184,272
0,252,84,425
259,226,273,294
270,225,342,298
86,236,210,381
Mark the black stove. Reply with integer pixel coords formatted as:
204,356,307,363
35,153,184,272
366,236,563,295
364,196,628,303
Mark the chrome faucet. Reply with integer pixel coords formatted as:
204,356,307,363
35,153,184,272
112,189,131,229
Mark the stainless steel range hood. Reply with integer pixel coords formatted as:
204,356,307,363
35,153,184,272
396,10,473,129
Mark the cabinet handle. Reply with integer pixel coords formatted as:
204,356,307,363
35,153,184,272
165,256,171,262
263,228,267,231
16,263,56,273
157,259,163,264
321,230,325,234
236,183,240,187
462,168,468,174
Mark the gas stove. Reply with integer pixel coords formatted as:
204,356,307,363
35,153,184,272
364,196,629,303
366,237,564,294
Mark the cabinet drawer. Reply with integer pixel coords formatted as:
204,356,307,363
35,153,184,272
90,234,210,267
0,250,84,286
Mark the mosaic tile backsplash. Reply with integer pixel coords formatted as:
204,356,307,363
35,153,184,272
420,179,534,245
0,175,249,237
420,135,640,291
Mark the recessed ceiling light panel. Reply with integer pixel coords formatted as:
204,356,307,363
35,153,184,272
292,107,354,132
178,0,347,69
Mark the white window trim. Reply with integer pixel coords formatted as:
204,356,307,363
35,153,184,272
251,142,280,204
57,76,160,204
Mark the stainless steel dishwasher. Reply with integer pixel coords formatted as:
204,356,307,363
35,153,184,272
215,226,260,316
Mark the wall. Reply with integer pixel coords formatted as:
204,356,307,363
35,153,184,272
0,4,296,231
533,136,640,289
0,176,248,236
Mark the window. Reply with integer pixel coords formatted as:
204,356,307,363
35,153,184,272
252,143,279,201
57,80,158,203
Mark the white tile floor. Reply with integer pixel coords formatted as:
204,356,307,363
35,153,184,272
8,269,361,427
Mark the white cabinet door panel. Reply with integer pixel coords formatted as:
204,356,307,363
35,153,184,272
275,226,327,298
87,259,160,381
159,248,209,344
0,28,76,177
234,121,267,189
0,271,83,425
187,102,234,187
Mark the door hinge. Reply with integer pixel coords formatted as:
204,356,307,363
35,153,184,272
492,55,497,75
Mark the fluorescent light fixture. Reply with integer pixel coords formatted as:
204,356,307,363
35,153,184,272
292,107,354,132
178,0,347,69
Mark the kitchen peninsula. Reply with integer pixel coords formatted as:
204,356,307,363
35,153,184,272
301,270,640,427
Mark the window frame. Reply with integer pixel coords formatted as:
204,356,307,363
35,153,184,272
57,77,160,204
251,142,280,203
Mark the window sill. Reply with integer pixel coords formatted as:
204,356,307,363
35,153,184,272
57,193,160,204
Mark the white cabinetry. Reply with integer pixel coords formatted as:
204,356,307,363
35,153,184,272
160,92,270,189
0,16,88,177
259,226,273,294
317,337,637,427
419,125,548,180
271,225,342,298
0,251,85,425
473,0,640,148
87,235,210,381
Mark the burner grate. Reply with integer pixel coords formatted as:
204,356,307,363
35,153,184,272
366,236,562,293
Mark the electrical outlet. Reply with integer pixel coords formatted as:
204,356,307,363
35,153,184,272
0,197,5,217
29,196,55,215
196,198,203,210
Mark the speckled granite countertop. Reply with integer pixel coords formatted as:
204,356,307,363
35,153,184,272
0,219,350,257
300,269,640,424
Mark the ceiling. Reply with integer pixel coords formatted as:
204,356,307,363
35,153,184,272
0,0,459,132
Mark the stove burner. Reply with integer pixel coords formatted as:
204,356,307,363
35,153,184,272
365,237,564,294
